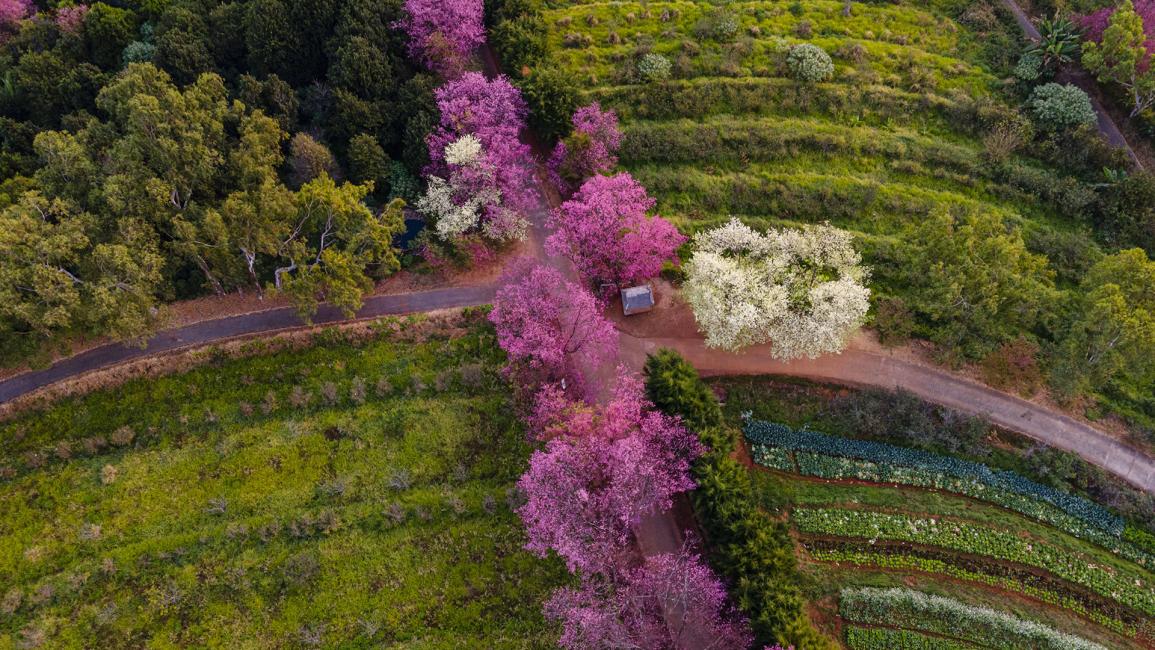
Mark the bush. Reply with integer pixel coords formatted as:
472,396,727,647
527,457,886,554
787,44,834,82
637,53,672,82
1028,83,1097,132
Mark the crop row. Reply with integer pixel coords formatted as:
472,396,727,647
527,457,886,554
806,543,1140,636
839,587,1108,650
753,443,1155,568
845,626,982,650
795,508,1155,615
746,420,1124,535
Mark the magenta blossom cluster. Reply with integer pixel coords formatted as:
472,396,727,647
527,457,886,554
516,370,703,575
428,73,537,240
0,0,33,31
548,172,686,288
54,4,88,34
1078,0,1155,69
395,0,485,77
545,549,754,650
488,258,617,389
548,102,623,194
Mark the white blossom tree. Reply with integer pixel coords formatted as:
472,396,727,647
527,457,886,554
416,134,524,241
683,218,870,359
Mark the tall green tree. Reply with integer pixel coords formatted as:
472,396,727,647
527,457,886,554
1054,248,1155,396
1082,0,1155,117
903,210,1059,358
273,176,405,319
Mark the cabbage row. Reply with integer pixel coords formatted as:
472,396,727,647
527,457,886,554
744,419,1123,535
797,508,1155,615
839,587,1108,650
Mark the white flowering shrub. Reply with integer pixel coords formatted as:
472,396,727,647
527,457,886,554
416,136,509,240
443,133,483,167
683,218,870,359
637,53,672,81
787,43,834,82
1029,82,1097,132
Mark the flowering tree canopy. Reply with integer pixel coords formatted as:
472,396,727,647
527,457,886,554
427,73,535,241
489,258,617,382
548,103,623,194
396,0,485,77
517,371,702,574
0,0,32,30
684,218,870,359
547,173,685,287
54,4,87,34
545,548,753,650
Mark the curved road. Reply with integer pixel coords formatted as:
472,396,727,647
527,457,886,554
0,285,495,404
2,288,1154,493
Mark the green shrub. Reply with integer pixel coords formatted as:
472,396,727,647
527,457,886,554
1029,83,1097,132
787,44,834,82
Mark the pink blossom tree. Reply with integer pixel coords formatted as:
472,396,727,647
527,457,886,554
54,4,88,34
545,548,753,650
488,258,617,389
516,370,702,574
548,102,623,194
427,73,536,241
395,0,485,77
548,172,686,287
0,0,32,32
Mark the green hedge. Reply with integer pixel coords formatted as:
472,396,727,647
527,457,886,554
643,350,834,650
797,508,1155,616
840,587,1107,650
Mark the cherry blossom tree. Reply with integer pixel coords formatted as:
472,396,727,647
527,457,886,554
548,103,623,194
0,0,32,32
395,0,485,77
488,258,617,387
547,173,686,287
545,548,753,650
427,73,535,241
516,370,702,574
54,4,88,34
684,218,870,359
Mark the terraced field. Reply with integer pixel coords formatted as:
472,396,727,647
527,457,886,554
745,420,1155,648
543,0,1124,355
0,312,566,648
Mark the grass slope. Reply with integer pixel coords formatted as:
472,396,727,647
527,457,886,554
0,312,566,649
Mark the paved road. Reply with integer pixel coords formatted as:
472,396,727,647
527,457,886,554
998,0,1143,166
0,285,495,404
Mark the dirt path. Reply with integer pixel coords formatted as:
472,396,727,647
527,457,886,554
998,0,1144,167
618,333,1155,493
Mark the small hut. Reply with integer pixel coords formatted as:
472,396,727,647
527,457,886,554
621,284,655,316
